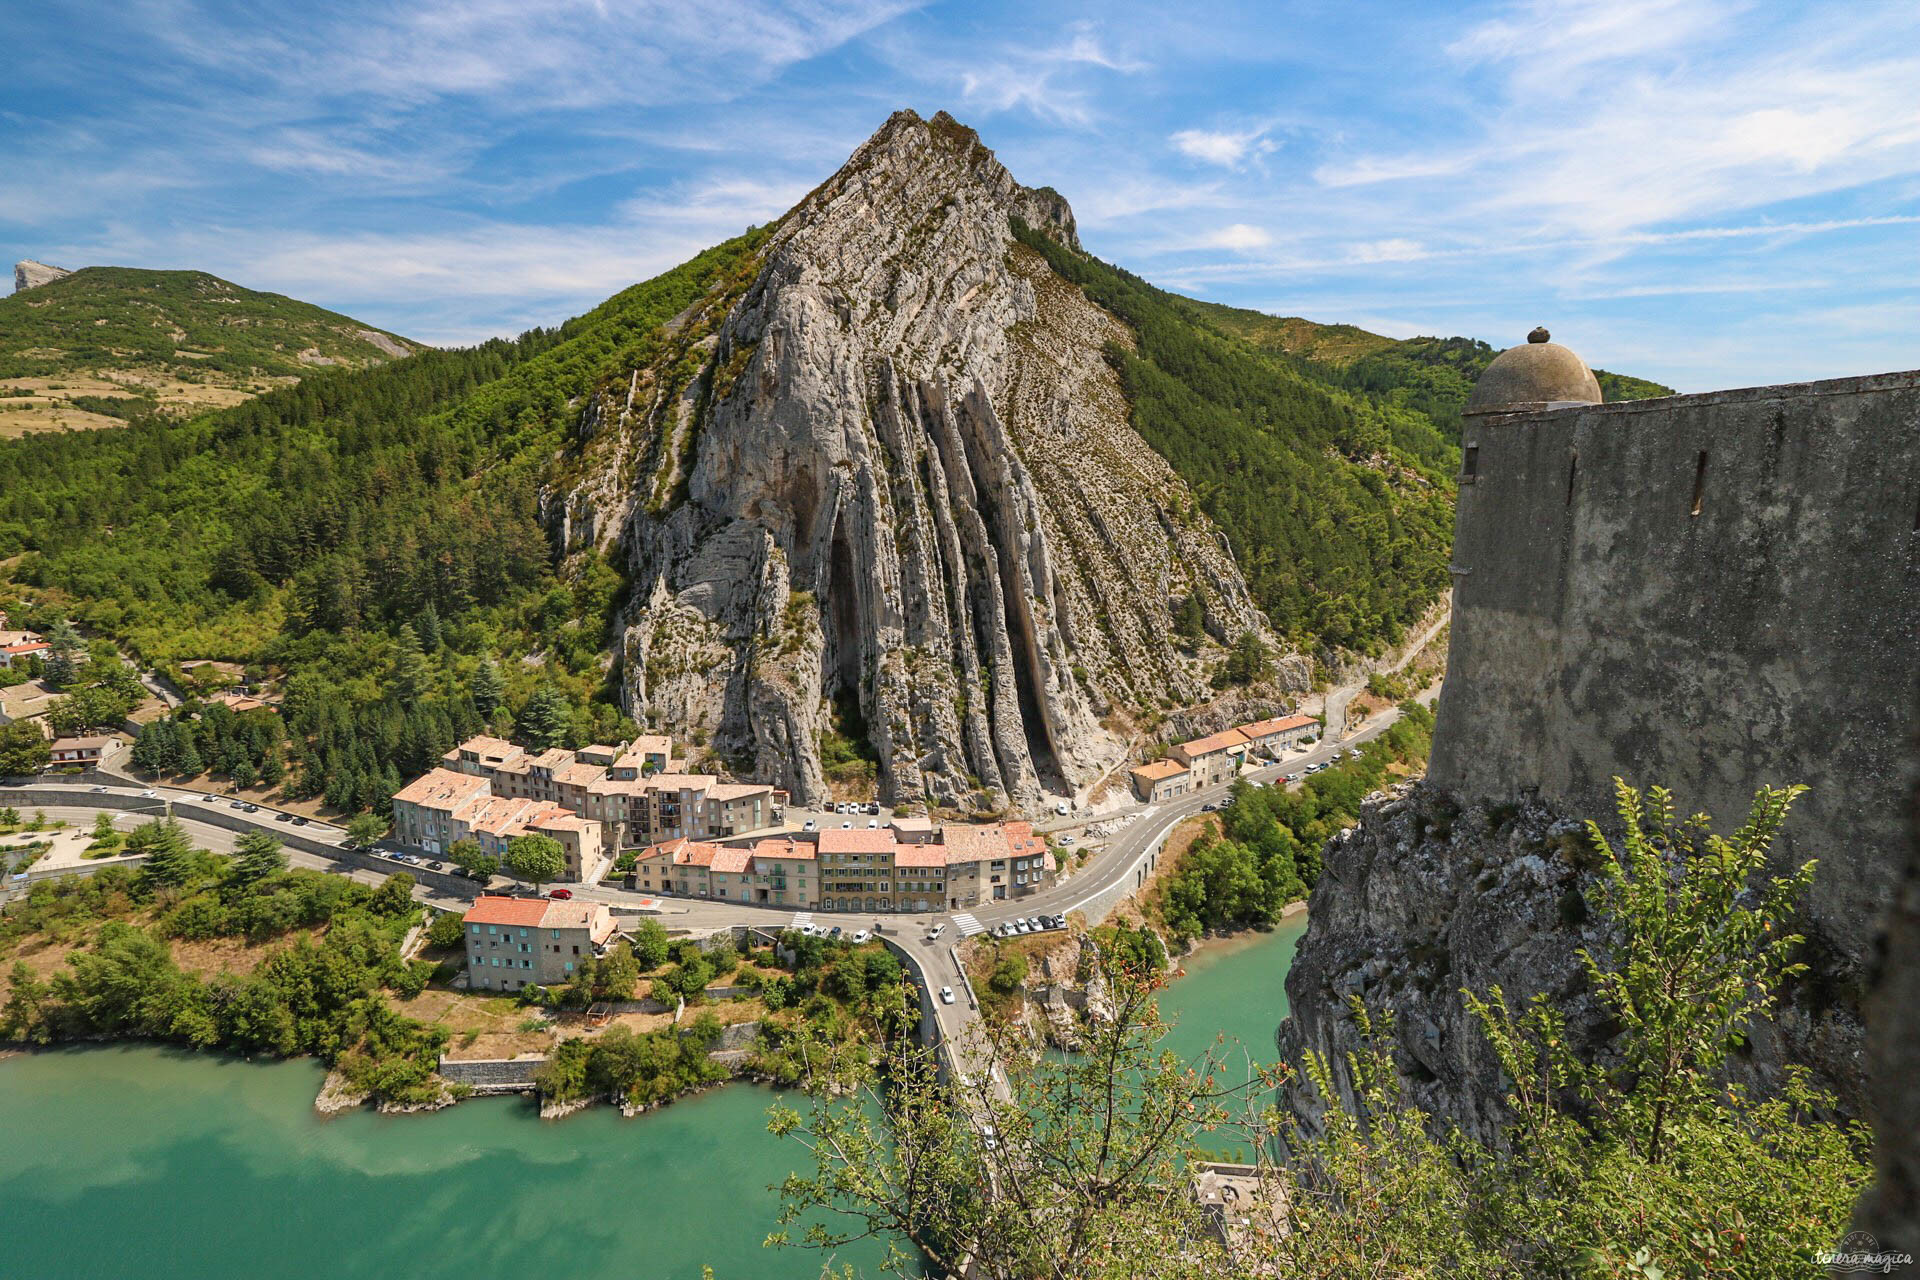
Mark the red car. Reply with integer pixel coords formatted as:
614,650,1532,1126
547,888,573,900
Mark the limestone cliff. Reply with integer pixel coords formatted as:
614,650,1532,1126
560,110,1289,811
13,260,71,292
1278,782,1865,1146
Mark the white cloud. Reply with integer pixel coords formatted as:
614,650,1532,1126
1170,126,1276,169
1198,223,1272,251
949,23,1148,125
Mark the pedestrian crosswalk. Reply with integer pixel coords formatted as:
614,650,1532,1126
951,912,985,937
790,911,814,931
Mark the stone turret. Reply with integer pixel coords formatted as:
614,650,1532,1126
13,260,72,293
1463,326,1602,414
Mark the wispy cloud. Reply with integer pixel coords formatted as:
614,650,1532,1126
1171,125,1276,169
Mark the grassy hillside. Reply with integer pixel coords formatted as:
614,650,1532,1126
0,267,421,434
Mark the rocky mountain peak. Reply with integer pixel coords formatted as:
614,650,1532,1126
14,259,72,293
556,111,1293,814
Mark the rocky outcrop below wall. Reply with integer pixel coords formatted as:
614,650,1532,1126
563,110,1285,813
1852,759,1920,1253
1278,782,1865,1147
13,260,71,292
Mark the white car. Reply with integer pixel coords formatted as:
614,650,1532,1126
926,923,947,941
866,819,879,828
202,794,220,803
139,789,158,798
851,930,872,944
841,821,853,829
1054,802,1070,816
939,986,955,1005
1059,835,1074,845
802,819,816,831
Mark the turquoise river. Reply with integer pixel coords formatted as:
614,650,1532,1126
0,917,1305,1279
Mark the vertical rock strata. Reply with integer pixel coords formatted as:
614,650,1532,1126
564,110,1280,810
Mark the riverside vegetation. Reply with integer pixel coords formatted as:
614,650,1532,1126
1,821,447,1104
769,780,1869,1278
1156,699,1435,942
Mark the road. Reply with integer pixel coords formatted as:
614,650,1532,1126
2,681,1434,1087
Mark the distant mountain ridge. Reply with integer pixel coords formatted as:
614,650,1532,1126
0,265,419,434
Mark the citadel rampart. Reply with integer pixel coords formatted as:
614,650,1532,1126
1431,368,1920,967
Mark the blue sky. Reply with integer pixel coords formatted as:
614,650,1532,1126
5,0,1916,391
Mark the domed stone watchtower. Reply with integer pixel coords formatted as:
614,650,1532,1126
1463,326,1602,415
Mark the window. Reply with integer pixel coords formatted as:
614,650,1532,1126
469,924,479,934
1463,445,1478,480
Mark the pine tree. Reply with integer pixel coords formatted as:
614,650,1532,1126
1175,586,1208,643
42,619,80,689
131,818,194,888
230,829,286,886
516,684,571,750
417,602,443,651
393,624,431,702
471,656,504,720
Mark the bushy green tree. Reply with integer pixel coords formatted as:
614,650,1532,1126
470,657,504,720
0,720,49,776
130,818,195,888
631,918,671,970
230,830,286,886
505,834,566,891
425,911,467,951
515,685,571,751
345,813,386,847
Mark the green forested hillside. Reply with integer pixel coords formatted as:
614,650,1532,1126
1015,223,1457,654
1191,303,1673,442
0,267,417,381
0,232,768,811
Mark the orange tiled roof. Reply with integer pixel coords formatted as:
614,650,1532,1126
892,845,948,869
752,838,816,862
817,828,897,855
393,767,492,809
464,896,550,927
1131,759,1188,781
709,847,752,874
1238,713,1316,739
1175,728,1250,758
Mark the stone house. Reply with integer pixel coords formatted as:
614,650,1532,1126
47,733,122,766
1172,728,1250,789
1129,758,1191,803
1236,713,1317,760
463,896,618,992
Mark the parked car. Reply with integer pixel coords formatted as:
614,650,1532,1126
1350,749,1364,759
866,819,879,829
547,889,573,900
851,929,871,943
465,869,489,882
202,794,220,803
275,811,292,822
927,923,947,941
1054,802,1070,816
427,861,444,871
292,816,308,826
802,819,817,832
867,802,882,815
1283,773,1301,782
940,986,956,1005
841,821,853,829
828,926,843,939
1059,835,1075,845
139,789,158,798
1026,917,1042,932
90,785,107,793
242,803,260,813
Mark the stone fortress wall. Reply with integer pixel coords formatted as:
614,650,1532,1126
1429,367,1920,971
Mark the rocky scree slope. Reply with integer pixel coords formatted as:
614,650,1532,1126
1279,782,1865,1145
554,110,1287,811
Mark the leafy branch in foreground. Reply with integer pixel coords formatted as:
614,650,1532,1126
763,780,1870,1279
1285,779,1869,1279
766,945,1285,1279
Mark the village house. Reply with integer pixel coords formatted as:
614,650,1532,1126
423,731,780,851
461,896,618,992
47,733,123,766
632,819,1056,913
389,767,613,882
0,637,49,669
1129,757,1191,803
1236,713,1317,759
1172,728,1250,789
